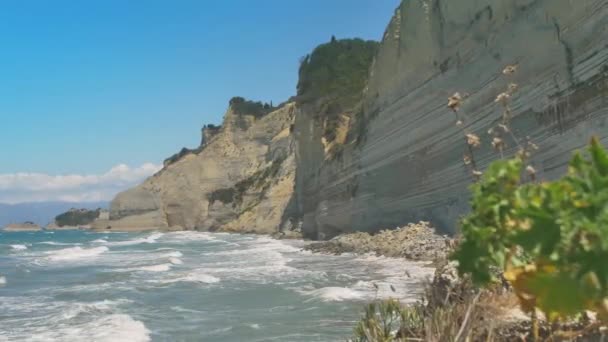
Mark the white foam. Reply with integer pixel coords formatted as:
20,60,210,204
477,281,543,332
247,323,261,329
162,251,183,258
61,299,133,320
177,273,220,284
304,287,364,302
89,314,150,342
0,276,6,286
155,271,220,285
40,241,81,246
10,244,27,250
137,263,172,272
45,246,109,262
40,314,149,342
164,231,216,242
168,257,183,265
107,233,164,247
92,239,108,244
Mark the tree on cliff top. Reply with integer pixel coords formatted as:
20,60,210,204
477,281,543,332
296,38,379,109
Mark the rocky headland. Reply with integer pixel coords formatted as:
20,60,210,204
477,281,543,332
49,208,107,230
3,222,41,232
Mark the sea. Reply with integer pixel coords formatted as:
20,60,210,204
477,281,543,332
0,230,434,341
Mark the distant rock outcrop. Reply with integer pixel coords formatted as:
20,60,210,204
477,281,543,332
3,222,41,231
52,208,104,228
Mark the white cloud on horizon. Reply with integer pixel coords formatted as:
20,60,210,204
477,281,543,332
0,163,162,204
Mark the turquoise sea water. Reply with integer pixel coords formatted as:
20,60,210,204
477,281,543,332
0,230,433,341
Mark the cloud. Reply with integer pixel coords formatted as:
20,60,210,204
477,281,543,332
0,163,162,204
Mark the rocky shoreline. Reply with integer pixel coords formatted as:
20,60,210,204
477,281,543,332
304,222,451,262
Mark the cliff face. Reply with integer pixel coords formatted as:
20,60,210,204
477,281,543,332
97,103,296,233
106,0,607,238
293,0,608,238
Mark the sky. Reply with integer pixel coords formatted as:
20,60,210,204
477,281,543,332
0,0,399,203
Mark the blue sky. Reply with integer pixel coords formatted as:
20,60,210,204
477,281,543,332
0,0,398,203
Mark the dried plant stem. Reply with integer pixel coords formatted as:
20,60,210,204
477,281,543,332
454,292,481,342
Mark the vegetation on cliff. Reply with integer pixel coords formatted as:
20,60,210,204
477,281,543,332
208,156,286,210
229,96,277,118
55,208,101,227
297,38,379,147
297,38,378,108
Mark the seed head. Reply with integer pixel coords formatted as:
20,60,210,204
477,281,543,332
529,142,539,151
456,120,463,127
463,155,472,165
492,137,505,151
466,133,481,148
526,165,537,181
448,92,462,111
495,92,510,104
472,170,483,178
503,64,518,75
498,124,510,132
508,83,518,93
517,148,531,160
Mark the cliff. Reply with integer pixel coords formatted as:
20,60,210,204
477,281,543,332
106,0,608,238
293,0,608,238
95,101,296,233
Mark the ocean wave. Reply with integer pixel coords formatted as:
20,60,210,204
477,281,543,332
297,286,364,302
33,314,149,342
161,251,183,258
10,244,27,251
61,299,134,320
168,257,183,265
107,233,164,247
135,263,172,272
40,241,82,246
163,231,217,242
92,239,108,244
45,246,109,262
153,270,220,285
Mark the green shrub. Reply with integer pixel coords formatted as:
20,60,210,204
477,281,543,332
55,208,100,227
297,38,378,109
229,96,275,118
452,137,608,321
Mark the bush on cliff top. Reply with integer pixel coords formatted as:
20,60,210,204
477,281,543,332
297,38,379,109
229,96,276,118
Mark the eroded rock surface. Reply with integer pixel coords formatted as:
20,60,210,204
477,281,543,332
293,0,608,237
95,103,296,233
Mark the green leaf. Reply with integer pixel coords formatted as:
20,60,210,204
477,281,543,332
589,137,608,176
